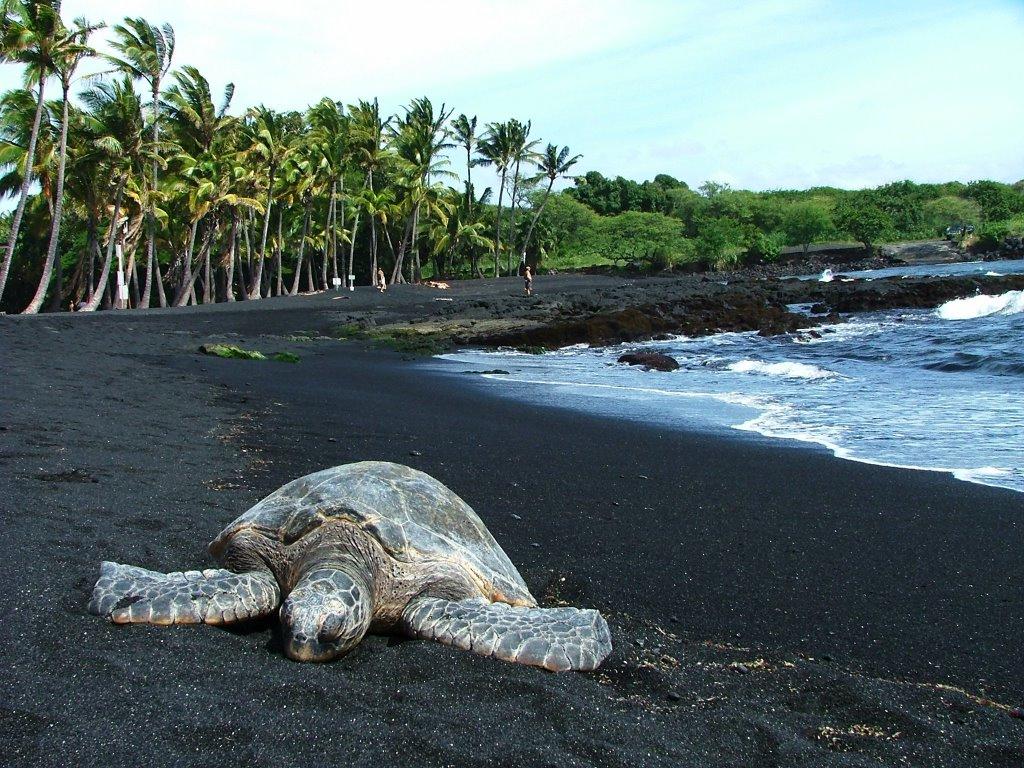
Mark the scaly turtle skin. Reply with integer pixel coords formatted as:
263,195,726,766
89,462,612,672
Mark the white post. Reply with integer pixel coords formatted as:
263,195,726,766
348,273,355,291
115,241,126,309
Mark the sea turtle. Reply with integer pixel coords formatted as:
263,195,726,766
88,461,612,672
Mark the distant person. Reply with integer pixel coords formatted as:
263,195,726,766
376,268,387,293
523,265,533,296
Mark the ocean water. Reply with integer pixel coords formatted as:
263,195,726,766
436,272,1024,494
794,257,1024,282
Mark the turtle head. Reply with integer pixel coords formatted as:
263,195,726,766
280,567,372,663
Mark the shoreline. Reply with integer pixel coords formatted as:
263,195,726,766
2,276,1022,765
447,360,1024,496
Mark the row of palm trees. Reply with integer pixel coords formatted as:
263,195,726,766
0,1,582,313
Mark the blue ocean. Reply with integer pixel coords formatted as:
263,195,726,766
436,260,1024,494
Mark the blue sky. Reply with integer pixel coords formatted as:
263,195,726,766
2,0,1022,191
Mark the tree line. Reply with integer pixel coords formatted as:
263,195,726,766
0,1,581,313
527,173,1024,272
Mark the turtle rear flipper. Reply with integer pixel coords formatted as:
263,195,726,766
401,597,612,672
88,561,280,626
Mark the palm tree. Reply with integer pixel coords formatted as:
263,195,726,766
450,114,480,209
353,186,395,284
502,119,538,273
477,121,513,277
242,106,292,299
77,75,147,311
308,99,349,289
430,188,492,278
520,143,581,263
348,98,390,285
387,97,454,283
108,16,175,308
164,65,236,303
0,0,64,306
23,15,100,313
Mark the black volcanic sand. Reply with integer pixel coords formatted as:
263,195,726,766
1,274,1023,767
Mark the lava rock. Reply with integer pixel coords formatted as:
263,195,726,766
617,351,680,372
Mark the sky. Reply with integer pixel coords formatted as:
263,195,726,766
2,0,1022,191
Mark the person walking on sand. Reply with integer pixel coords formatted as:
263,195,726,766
523,265,533,296
376,268,387,293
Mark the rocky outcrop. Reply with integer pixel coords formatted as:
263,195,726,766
618,352,680,372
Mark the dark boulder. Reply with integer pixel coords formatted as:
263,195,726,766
618,351,680,372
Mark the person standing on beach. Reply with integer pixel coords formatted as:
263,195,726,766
376,268,387,293
523,265,533,296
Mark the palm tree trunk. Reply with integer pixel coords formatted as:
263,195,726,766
225,211,237,301
129,251,142,308
348,207,361,288
173,220,200,307
465,145,473,218
153,252,167,306
0,78,48,305
507,160,522,274
248,166,275,299
410,201,422,283
274,208,283,297
203,233,212,303
239,213,252,300
141,83,162,309
322,182,335,290
23,83,72,314
81,178,125,312
334,177,343,283
369,216,378,285
521,177,556,263
290,204,309,295
85,213,99,306
391,212,415,285
492,169,507,277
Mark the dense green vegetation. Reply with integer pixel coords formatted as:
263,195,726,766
1,1,1021,314
528,174,1024,272
0,1,580,312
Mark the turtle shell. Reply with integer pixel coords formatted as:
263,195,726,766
209,462,534,606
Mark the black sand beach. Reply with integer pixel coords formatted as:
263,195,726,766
1,275,1022,767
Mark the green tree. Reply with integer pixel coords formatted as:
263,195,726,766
835,192,892,253
242,106,292,298
477,120,513,276
109,16,175,308
694,215,746,269
22,15,100,313
922,195,981,235
0,0,64,305
781,201,832,256
519,143,581,265
78,75,147,311
964,180,1024,223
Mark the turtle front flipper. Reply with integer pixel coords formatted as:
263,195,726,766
401,597,613,672
88,561,280,625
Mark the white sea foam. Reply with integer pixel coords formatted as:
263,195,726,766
736,411,1023,493
935,290,1024,321
985,271,1004,277
819,269,834,283
728,360,837,379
